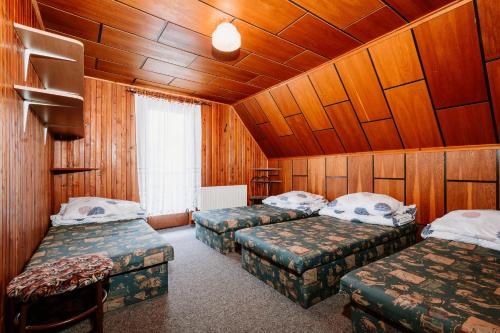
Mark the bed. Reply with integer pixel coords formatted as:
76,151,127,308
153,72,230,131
193,204,312,254
340,238,499,332
26,218,174,312
234,215,417,308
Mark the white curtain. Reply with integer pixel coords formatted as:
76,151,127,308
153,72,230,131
135,94,201,216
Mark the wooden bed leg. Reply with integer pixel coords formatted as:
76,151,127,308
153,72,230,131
94,281,104,333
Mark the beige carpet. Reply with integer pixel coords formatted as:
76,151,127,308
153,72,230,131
63,225,352,333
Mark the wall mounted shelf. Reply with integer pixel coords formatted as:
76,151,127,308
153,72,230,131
13,23,85,140
50,167,99,174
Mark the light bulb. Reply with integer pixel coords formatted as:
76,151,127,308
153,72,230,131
212,22,241,52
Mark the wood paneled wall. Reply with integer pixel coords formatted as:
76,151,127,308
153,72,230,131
234,0,500,157
0,0,53,329
201,103,268,201
52,77,268,211
269,146,500,231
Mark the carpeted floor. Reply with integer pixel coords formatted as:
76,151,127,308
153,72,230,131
64,225,352,333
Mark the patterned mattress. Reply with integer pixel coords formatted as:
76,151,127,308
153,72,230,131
340,238,500,333
235,216,417,275
235,216,417,307
26,219,174,311
193,204,310,234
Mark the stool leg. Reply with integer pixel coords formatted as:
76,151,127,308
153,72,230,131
94,281,104,333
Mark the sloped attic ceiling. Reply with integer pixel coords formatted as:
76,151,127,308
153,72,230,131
38,0,455,104
234,1,500,157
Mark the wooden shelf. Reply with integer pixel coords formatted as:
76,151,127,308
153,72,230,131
51,167,98,174
253,168,281,171
252,180,282,183
14,23,84,96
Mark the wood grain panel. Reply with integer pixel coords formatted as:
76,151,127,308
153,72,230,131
344,6,405,43
101,26,196,67
292,159,308,176
362,119,403,151
211,77,261,95
336,51,391,122
189,56,258,82
235,54,301,81
278,135,306,157
446,150,497,181
309,65,348,106
118,0,231,36
269,85,301,117
348,155,373,193
292,0,383,28
38,0,165,40
85,68,134,84
255,92,292,136
243,98,268,124
477,0,500,60
84,55,96,69
292,176,308,191
375,179,405,202
374,154,404,178
325,101,370,152
314,130,345,155
278,159,293,193
287,76,332,130
308,158,326,196
248,76,281,89
284,51,329,72
39,3,100,41
406,152,444,224
286,114,324,155
158,23,249,64
97,60,174,85
233,20,304,63
279,14,361,58
369,31,423,88
76,37,147,69
326,178,348,201
142,58,214,84
437,102,496,146
326,156,347,177
258,123,285,157
487,60,500,131
168,79,246,102
414,3,487,108
204,0,304,34
134,80,194,95
386,81,442,148
447,182,496,211
384,0,455,22
1,1,53,328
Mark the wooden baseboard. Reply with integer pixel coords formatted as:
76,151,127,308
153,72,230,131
148,212,190,230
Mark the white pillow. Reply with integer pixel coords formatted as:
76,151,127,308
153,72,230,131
327,192,402,216
422,210,500,250
61,197,143,220
271,191,325,204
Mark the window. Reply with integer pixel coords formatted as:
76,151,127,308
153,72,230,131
135,94,201,216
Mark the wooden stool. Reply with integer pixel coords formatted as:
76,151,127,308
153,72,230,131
7,254,113,333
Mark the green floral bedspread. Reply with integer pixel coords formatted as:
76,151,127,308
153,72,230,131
235,216,416,274
192,204,309,234
26,219,174,275
340,238,500,333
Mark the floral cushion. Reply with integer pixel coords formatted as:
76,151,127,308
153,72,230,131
7,254,113,302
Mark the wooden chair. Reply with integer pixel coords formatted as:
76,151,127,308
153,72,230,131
7,254,113,333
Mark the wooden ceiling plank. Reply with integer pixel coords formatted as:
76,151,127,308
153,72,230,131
247,76,281,89
284,51,329,72
38,0,165,40
286,114,323,155
336,50,391,122
142,58,215,84
362,119,403,150
134,79,194,95
243,98,269,124
269,85,302,117
344,6,406,43
255,92,293,136
487,60,500,132
385,81,443,148
477,0,500,61
235,54,301,81
287,76,332,131
369,30,423,89
211,77,261,95
325,101,370,152
189,56,258,82
97,59,174,86
308,64,348,106
279,14,361,59
168,78,245,101
384,0,454,22
414,3,487,109
314,129,345,154
84,67,134,84
84,55,96,69
278,135,306,157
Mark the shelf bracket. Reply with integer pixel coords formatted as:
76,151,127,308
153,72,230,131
43,127,48,145
23,49,76,81
22,101,65,132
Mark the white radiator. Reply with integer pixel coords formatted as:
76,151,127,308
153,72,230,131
199,185,247,211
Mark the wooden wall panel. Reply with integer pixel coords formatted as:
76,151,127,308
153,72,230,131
477,0,500,61
374,154,404,178
255,92,292,136
292,159,308,176
348,155,374,192
374,179,405,202
447,182,497,211
414,3,487,108
487,60,500,130
362,119,403,150
1,1,53,329
292,176,308,191
308,65,348,106
326,178,348,201
325,102,370,153
307,158,326,196
269,85,301,117
446,150,496,181
286,114,323,155
326,156,347,177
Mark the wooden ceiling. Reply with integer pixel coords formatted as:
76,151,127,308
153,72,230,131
234,1,500,157
37,0,455,103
